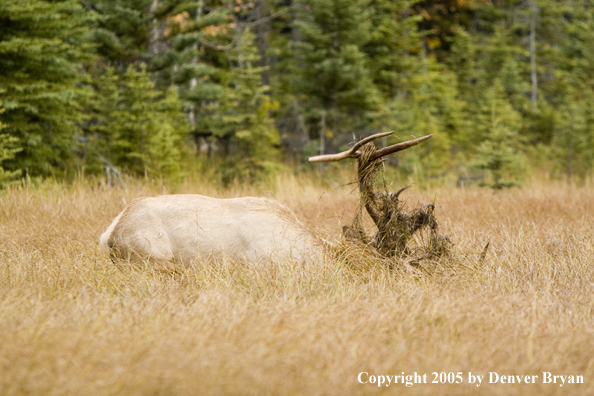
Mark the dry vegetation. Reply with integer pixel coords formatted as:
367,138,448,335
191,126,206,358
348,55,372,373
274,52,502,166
0,173,593,396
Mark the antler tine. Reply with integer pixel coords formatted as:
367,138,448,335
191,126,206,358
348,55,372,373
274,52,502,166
390,184,412,202
348,131,394,155
307,131,393,163
369,134,432,162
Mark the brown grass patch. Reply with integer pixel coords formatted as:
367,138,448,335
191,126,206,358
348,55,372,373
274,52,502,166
0,176,593,395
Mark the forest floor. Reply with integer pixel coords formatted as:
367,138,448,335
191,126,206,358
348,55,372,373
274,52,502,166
0,174,592,395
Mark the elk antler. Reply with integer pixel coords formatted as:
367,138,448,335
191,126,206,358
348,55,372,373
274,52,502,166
307,132,432,163
389,184,412,202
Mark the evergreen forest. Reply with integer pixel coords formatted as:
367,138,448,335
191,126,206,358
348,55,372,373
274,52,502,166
1,0,594,187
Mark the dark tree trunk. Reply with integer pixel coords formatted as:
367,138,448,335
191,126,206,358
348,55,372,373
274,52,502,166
255,0,271,88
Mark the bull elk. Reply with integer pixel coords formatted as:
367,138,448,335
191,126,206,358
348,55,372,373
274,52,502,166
99,133,432,268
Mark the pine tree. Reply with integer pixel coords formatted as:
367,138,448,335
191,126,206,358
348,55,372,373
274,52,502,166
376,51,464,180
0,111,22,187
473,80,525,189
0,0,95,175
117,64,189,177
147,86,189,179
411,0,478,55
214,28,280,184
262,0,309,159
84,66,120,174
552,87,594,184
294,0,379,151
153,1,230,138
549,0,594,182
364,0,424,98
85,0,153,66
109,64,159,174
87,64,189,178
447,0,572,149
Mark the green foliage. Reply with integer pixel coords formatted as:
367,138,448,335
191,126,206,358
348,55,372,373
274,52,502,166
295,0,379,142
5,0,594,184
472,81,526,189
365,0,424,97
0,0,95,175
377,53,464,180
213,28,280,185
148,86,189,179
84,66,120,173
87,64,189,179
85,0,152,64
0,112,22,187
153,1,229,137
552,88,594,183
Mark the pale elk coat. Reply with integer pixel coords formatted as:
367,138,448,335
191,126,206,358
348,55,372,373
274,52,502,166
99,194,325,267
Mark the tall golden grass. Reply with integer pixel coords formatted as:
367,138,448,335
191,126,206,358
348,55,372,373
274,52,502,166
0,174,592,395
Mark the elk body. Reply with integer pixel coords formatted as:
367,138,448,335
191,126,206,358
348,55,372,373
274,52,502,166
99,195,325,268
99,133,432,268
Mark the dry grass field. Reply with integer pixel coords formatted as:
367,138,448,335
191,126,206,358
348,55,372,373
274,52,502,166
0,173,593,395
